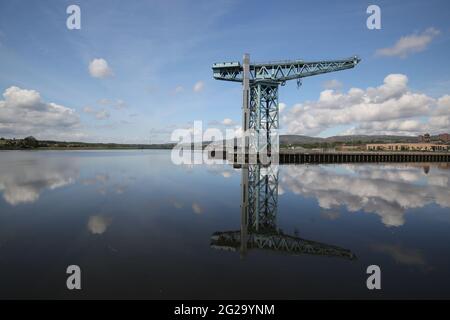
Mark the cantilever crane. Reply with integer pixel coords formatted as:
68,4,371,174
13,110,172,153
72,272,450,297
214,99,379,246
211,164,356,260
212,54,361,155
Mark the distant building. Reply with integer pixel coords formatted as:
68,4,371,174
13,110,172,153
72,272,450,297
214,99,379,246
366,143,448,152
438,133,450,142
418,133,431,143
338,145,363,151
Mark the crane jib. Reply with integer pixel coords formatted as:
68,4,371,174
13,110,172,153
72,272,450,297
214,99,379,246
212,56,360,83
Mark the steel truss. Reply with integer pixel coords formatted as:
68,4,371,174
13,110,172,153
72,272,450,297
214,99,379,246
246,164,279,233
210,164,355,259
248,82,279,154
212,54,360,160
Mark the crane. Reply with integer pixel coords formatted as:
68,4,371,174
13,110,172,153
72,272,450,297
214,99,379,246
212,54,361,158
211,164,355,260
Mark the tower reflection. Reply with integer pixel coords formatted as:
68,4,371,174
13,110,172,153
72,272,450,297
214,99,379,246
211,164,356,260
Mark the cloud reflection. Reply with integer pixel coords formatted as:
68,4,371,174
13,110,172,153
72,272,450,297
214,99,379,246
372,243,430,270
281,164,450,227
192,202,204,214
0,155,78,205
87,215,112,235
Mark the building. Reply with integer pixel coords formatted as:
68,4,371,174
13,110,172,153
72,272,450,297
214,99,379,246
418,133,431,143
366,143,448,152
438,133,450,142
337,145,363,151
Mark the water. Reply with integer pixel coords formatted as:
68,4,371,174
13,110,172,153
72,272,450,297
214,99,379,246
0,150,449,299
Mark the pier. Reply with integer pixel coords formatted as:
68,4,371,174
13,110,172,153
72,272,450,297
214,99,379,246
211,150,450,164
278,151,450,164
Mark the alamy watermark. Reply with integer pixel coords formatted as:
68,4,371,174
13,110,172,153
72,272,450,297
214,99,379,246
366,265,381,290
170,121,279,165
66,5,81,30
66,265,81,290
366,5,381,30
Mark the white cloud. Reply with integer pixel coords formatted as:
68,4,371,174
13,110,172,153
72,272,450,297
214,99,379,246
0,86,82,139
95,109,110,120
114,99,127,110
376,28,440,58
222,118,234,126
233,126,243,138
282,74,449,136
279,102,286,113
173,85,184,94
88,58,113,78
372,243,428,268
97,98,127,110
322,79,343,90
83,106,110,120
193,81,205,93
98,98,110,105
83,106,94,113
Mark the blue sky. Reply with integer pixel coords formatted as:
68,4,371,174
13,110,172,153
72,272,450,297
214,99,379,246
0,0,449,142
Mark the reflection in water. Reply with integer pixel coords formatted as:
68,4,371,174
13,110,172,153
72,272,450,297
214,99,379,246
87,215,112,235
211,165,355,260
0,151,449,299
192,202,204,214
0,153,78,205
371,243,429,270
280,164,450,227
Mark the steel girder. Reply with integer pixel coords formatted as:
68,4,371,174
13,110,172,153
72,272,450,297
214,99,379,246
248,81,279,154
212,54,360,160
212,56,360,83
210,164,356,259
246,165,279,233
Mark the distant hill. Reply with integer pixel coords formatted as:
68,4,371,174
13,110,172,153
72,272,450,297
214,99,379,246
280,135,325,144
0,136,175,150
1,133,446,150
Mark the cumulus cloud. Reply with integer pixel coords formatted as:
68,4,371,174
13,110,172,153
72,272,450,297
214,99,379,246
282,74,449,136
0,86,82,139
376,28,440,58
193,81,205,93
222,118,235,126
88,58,113,78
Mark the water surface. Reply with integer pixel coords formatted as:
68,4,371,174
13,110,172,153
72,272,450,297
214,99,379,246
0,150,449,299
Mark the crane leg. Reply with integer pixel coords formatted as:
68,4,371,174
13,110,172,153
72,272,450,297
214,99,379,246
248,82,279,161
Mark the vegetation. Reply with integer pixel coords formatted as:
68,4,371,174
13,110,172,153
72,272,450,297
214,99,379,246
1,133,448,151
0,136,175,150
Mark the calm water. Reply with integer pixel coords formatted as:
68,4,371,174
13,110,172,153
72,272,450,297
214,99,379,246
0,150,449,299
